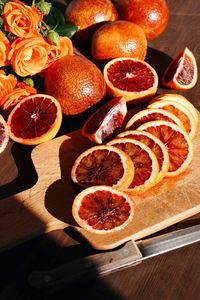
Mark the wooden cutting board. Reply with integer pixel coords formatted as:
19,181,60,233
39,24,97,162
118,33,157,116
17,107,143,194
0,118,200,252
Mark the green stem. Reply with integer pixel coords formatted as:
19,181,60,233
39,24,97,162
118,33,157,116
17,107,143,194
32,0,35,6
42,20,51,31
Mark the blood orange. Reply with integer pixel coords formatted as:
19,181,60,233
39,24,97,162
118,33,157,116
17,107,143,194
162,48,198,90
138,120,194,177
82,97,127,144
0,114,9,154
117,130,169,183
125,108,184,131
71,145,135,190
72,186,135,234
108,138,159,194
7,94,62,145
151,93,199,125
103,58,158,105
148,100,198,139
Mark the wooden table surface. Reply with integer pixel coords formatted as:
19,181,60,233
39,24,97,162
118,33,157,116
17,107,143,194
0,0,200,299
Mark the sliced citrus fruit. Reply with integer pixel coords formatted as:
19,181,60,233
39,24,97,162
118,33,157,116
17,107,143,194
162,47,198,90
103,57,158,105
72,186,135,234
137,120,194,177
151,93,199,125
125,108,184,131
148,100,197,139
71,145,135,190
82,96,127,144
107,138,159,195
0,114,9,154
7,94,62,145
117,130,169,184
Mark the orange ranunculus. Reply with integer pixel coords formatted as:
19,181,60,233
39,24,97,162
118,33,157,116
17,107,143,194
9,35,51,77
39,37,73,76
2,0,43,38
0,83,37,114
0,30,11,67
0,73,17,102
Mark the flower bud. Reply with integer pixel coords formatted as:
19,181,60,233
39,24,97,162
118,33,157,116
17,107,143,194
36,1,52,15
23,78,34,88
47,30,60,46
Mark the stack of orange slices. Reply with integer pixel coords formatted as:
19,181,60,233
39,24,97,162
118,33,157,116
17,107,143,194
71,93,198,235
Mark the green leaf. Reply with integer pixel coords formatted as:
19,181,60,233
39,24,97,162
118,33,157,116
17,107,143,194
55,24,79,38
44,6,65,29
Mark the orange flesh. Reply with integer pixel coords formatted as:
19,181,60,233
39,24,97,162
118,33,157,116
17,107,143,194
0,121,6,147
160,104,191,133
10,96,57,139
78,190,131,230
176,54,194,85
75,149,124,187
128,112,176,130
144,125,189,172
112,142,152,188
122,134,163,171
107,60,155,92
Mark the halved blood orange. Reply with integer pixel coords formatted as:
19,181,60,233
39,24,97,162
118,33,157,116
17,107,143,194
151,93,199,125
162,48,198,90
125,108,184,131
117,130,169,183
71,145,135,190
107,138,159,195
148,100,197,139
72,186,135,234
0,114,9,154
82,96,127,144
138,120,194,177
7,94,62,145
103,57,158,105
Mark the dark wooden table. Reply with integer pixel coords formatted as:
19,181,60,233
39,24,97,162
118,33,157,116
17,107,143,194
0,0,200,299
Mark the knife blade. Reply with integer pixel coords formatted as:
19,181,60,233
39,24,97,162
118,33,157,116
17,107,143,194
28,224,200,291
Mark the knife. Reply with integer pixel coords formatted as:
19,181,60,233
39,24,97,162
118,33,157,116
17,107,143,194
28,224,200,291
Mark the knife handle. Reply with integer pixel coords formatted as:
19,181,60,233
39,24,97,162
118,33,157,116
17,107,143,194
28,240,142,292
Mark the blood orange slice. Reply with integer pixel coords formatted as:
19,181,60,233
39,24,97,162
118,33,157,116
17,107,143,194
151,93,199,125
162,48,198,90
71,145,135,190
148,100,197,139
72,186,135,234
0,114,9,154
103,57,158,105
107,138,159,195
138,120,194,177
7,94,62,145
82,96,127,144
117,130,169,183
125,108,184,131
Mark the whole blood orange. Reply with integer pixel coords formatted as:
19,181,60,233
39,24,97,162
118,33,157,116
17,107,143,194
162,48,198,90
114,0,169,40
103,58,158,105
45,55,106,116
0,114,9,154
7,94,62,145
91,20,147,63
71,145,135,190
72,185,135,234
82,96,127,144
65,0,118,43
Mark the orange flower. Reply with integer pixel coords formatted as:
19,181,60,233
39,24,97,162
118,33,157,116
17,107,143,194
0,30,11,67
46,36,74,68
0,83,37,114
2,0,43,38
9,36,51,77
0,73,17,102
